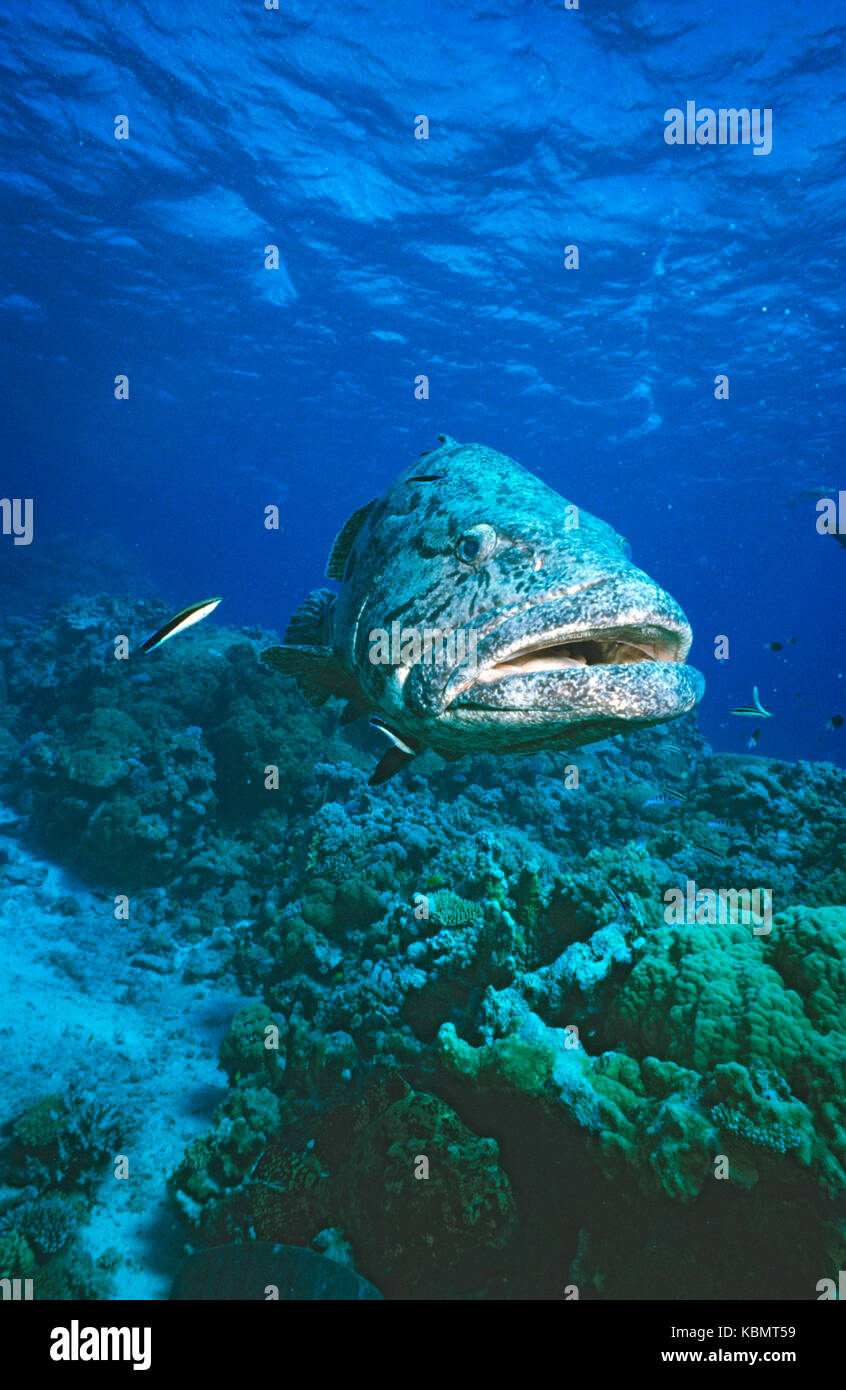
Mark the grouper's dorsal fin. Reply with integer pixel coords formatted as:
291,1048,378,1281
261,643,360,708
284,588,335,645
326,499,378,581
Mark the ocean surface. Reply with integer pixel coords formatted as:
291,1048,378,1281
1,0,845,1311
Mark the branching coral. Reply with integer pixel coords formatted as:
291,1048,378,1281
5,1088,127,1195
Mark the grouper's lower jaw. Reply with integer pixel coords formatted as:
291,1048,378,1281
445,661,705,723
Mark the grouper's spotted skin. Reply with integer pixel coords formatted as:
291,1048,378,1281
262,437,705,783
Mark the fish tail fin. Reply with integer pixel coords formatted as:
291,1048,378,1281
369,746,417,786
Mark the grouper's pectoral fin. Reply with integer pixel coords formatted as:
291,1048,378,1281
261,644,358,708
369,746,417,787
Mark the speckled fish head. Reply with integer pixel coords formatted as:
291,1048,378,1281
334,439,704,755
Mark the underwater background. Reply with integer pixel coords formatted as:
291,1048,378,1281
1,0,845,1302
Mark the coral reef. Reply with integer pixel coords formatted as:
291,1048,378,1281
4,1088,126,1195
0,1085,126,1300
3,594,846,1299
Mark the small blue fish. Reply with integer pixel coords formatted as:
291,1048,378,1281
707,818,731,830
642,793,683,807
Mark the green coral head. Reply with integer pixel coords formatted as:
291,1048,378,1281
422,889,481,928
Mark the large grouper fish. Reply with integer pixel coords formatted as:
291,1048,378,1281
262,436,705,785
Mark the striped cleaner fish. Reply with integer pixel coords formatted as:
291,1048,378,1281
262,436,705,785
140,597,222,653
642,793,684,807
731,685,772,718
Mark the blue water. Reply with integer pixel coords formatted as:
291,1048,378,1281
2,0,844,762
2,0,846,1313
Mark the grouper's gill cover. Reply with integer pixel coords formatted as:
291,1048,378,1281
261,437,705,784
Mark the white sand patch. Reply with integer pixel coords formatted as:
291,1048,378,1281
0,805,249,1299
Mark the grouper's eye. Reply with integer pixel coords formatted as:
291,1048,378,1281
457,523,497,565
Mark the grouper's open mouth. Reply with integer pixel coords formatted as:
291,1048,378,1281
441,604,703,723
474,623,684,679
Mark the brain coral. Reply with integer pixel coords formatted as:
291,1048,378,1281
605,906,846,1193
607,909,846,1088
439,907,846,1205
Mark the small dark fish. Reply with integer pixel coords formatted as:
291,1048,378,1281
140,597,222,654
610,885,631,916
764,641,783,652
661,783,686,801
407,474,445,483
170,1242,383,1301
828,714,844,730
692,842,724,862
